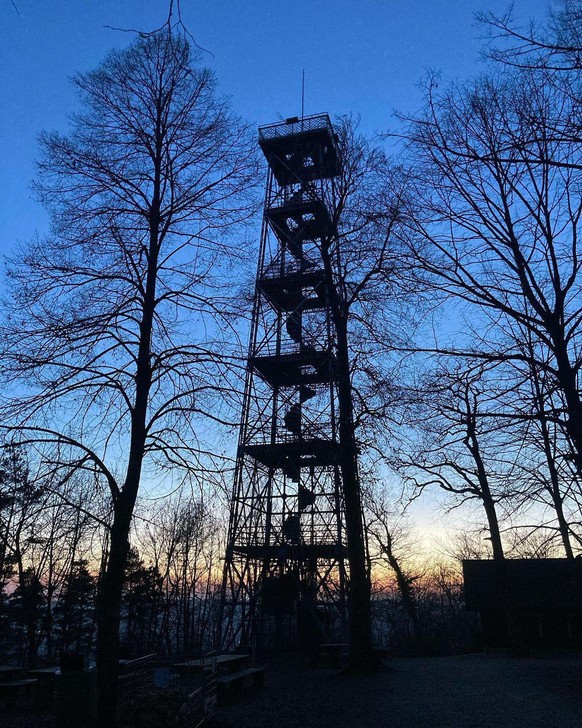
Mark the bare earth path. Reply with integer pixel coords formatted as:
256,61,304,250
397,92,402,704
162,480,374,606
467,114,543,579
212,653,582,728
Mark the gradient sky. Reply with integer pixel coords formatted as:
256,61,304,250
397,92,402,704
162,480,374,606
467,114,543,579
1,0,556,541
1,0,552,257
0,0,558,547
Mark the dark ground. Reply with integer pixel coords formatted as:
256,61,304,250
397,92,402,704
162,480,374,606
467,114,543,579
211,652,582,728
3,651,581,727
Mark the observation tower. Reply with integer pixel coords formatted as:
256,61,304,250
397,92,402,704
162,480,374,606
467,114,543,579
220,113,349,652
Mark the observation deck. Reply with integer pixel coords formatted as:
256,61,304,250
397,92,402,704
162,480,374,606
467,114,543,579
250,350,336,387
266,195,332,243
241,438,341,469
232,543,347,561
258,113,341,185
258,269,327,311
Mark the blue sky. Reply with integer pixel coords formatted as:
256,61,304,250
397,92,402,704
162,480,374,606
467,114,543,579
1,0,552,256
0,0,557,544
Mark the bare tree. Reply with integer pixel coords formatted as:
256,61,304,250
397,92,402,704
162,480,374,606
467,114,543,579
399,365,519,565
396,363,533,646
397,67,582,488
0,445,100,666
0,29,257,726
479,0,582,72
476,1,582,177
514,321,581,556
365,490,421,642
135,492,221,653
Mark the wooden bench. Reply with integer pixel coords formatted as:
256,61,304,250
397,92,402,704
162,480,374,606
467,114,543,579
175,653,248,675
0,678,37,685
0,666,24,681
0,678,38,697
28,667,60,679
217,667,265,703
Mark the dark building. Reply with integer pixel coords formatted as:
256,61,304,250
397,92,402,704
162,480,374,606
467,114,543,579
463,558,582,648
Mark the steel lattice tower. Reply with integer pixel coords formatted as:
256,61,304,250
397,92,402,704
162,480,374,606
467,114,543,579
220,113,348,652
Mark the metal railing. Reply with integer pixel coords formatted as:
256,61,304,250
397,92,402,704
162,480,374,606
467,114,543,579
259,113,336,143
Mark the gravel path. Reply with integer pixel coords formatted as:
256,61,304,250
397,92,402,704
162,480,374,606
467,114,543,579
212,653,582,728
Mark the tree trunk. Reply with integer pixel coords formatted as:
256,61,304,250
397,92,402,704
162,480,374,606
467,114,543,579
317,225,375,671
335,314,375,671
550,329,582,479
465,413,521,648
538,416,574,559
479,487,524,649
96,503,132,728
96,185,159,726
529,353,575,559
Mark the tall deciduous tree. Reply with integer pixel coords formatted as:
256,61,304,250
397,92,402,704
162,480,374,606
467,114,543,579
1,29,257,726
398,67,582,489
322,118,404,670
397,365,515,565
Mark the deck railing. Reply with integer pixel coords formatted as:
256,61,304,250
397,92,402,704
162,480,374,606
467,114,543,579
259,113,335,142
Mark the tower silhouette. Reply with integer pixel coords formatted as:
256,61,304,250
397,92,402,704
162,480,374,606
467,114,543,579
220,114,349,652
